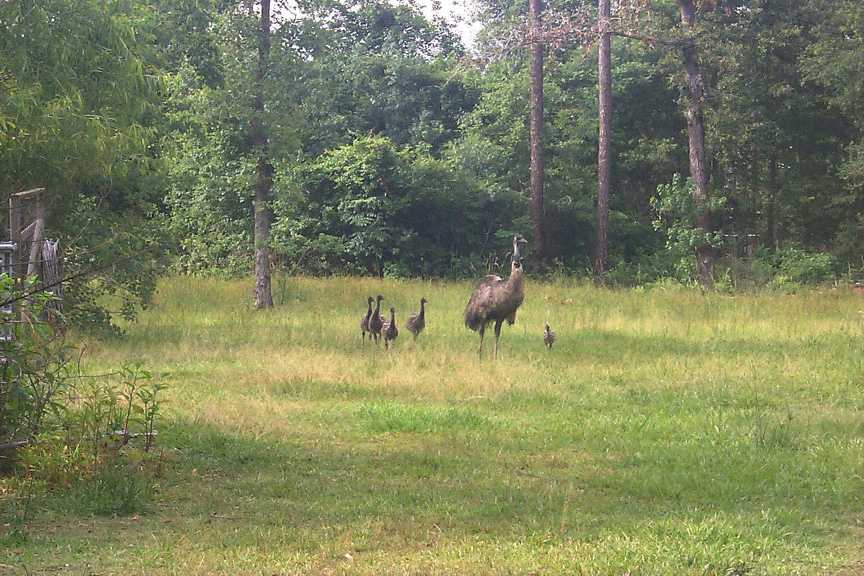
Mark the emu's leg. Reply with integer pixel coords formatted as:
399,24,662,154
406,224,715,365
493,320,504,360
477,325,485,360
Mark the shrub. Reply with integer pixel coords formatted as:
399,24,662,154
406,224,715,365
772,248,837,285
0,275,73,446
1,274,166,520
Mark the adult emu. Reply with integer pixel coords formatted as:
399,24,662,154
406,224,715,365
464,234,528,360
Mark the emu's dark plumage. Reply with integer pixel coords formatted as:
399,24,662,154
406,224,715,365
381,307,399,349
360,296,374,343
369,295,385,345
404,297,427,340
464,234,528,360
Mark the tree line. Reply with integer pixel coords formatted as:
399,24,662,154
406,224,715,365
1,0,862,324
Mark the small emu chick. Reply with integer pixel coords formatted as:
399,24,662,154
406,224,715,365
381,307,399,349
543,324,556,350
404,297,427,341
360,296,374,343
369,295,385,345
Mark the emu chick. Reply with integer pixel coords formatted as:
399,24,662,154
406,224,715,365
543,324,556,350
382,307,399,349
404,297,427,340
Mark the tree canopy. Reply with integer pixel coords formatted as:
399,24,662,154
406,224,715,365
2,0,863,326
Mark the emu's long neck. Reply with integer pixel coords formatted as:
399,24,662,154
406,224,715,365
419,300,425,318
513,238,523,269
508,244,526,299
509,261,525,286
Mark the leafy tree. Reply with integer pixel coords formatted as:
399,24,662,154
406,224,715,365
528,0,547,267
672,0,716,287
0,0,169,330
799,0,864,264
252,0,274,309
291,0,472,157
164,0,477,278
273,135,496,277
163,0,305,279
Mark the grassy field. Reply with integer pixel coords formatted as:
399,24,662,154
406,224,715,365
2,275,864,575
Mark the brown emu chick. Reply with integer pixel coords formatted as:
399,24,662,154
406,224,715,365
543,324,556,350
381,307,399,350
404,297,427,341
360,296,374,343
464,234,528,360
369,295,385,345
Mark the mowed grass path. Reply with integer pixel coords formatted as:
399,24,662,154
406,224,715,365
4,275,864,575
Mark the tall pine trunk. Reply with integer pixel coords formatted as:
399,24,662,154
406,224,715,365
677,0,715,288
595,0,612,285
253,0,273,309
528,0,545,268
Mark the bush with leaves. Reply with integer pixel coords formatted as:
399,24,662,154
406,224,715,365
1,276,166,520
273,135,507,278
651,174,728,283
773,248,838,285
0,275,73,447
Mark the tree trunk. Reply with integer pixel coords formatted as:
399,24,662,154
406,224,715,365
595,0,612,285
766,151,778,251
253,0,273,309
677,0,715,288
528,0,545,269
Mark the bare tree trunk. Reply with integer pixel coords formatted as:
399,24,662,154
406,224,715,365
677,0,715,288
528,0,546,269
253,0,273,309
595,0,612,285
766,151,778,251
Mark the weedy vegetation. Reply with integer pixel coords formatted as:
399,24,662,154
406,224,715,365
2,275,863,575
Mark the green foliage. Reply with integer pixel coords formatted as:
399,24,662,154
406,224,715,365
771,248,838,286
651,174,727,280
0,276,73,444
35,363,166,517
4,0,864,288
60,197,171,333
274,135,499,277
162,0,480,277
0,0,158,191
1,272,165,518
6,363,166,519
0,0,169,329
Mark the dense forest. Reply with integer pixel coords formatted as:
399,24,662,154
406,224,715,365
1,0,862,325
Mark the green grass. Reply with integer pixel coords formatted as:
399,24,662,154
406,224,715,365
3,275,864,575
